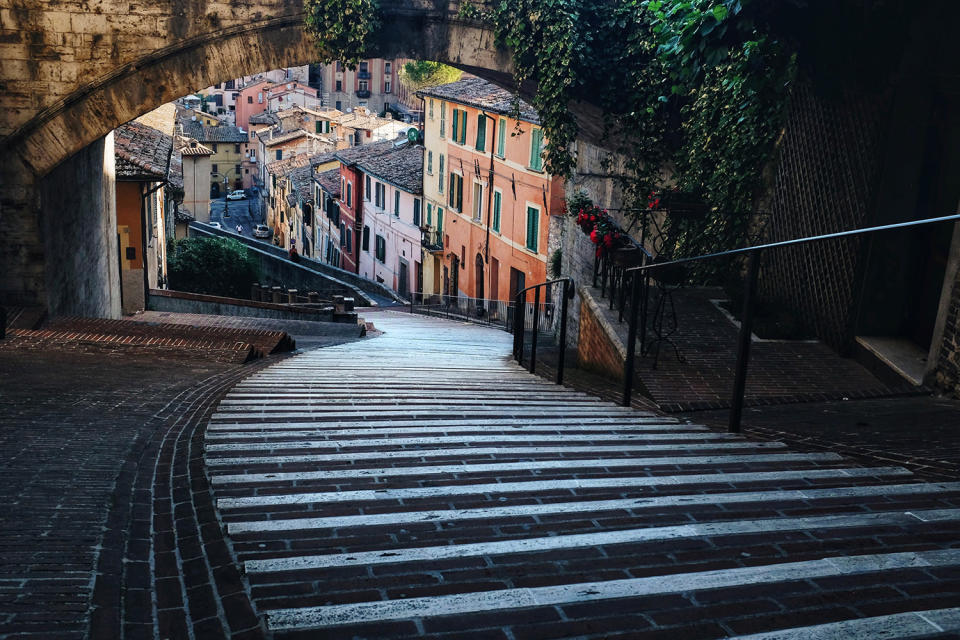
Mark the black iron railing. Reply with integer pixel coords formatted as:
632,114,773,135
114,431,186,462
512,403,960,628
409,294,555,334
512,277,575,384
619,213,960,431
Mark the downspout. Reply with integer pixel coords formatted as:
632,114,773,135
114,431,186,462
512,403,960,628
482,112,496,305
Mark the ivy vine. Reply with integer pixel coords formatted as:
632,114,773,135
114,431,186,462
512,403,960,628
301,0,816,254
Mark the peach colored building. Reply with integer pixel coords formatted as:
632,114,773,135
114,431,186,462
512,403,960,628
418,78,563,303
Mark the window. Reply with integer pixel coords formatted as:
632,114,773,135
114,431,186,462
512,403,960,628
258,92,263,104
337,61,344,72
375,235,386,263
476,114,486,152
526,205,539,252
385,61,392,74
346,229,352,252
384,81,391,93
529,128,544,171
453,109,468,144
426,203,433,226
235,164,241,176
365,175,371,199
437,207,444,233
211,164,218,174
492,190,502,232
374,182,385,208
448,173,463,211
212,143,218,152
336,100,342,110
275,149,282,161
360,61,369,73
335,80,342,92
472,182,483,221
429,99,434,120
362,225,370,251
346,181,352,207
247,96,253,104
439,101,446,138
427,150,433,174
413,199,421,226
359,80,369,92
235,144,241,153
340,222,346,246
394,190,400,217
438,155,444,193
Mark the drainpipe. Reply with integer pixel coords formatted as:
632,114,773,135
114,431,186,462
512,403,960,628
481,112,497,305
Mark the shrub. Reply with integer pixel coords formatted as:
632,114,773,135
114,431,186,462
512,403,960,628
167,236,261,299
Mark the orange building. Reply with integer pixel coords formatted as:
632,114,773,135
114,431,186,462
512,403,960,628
418,78,563,303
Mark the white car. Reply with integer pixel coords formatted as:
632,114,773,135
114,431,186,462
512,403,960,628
253,224,271,238
226,190,247,201
208,221,223,229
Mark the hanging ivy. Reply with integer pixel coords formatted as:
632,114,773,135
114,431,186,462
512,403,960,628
301,0,803,252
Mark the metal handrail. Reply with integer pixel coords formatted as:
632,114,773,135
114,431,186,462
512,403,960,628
513,277,575,384
619,212,960,431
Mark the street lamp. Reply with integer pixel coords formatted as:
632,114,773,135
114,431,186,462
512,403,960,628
223,176,230,218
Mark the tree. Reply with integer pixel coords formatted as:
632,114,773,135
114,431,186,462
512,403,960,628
167,236,261,298
398,61,463,92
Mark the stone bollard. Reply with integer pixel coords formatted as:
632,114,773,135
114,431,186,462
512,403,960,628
271,286,283,303
288,289,298,304
307,292,320,304
251,283,261,302
343,297,355,312
333,295,345,314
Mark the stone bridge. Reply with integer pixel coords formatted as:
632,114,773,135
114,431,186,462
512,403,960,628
0,0,532,317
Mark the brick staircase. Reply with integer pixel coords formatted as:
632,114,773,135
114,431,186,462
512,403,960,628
0,317,296,364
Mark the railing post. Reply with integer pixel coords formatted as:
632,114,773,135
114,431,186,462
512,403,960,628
530,287,541,374
639,257,650,355
622,271,641,406
729,250,761,433
557,280,570,385
513,294,524,364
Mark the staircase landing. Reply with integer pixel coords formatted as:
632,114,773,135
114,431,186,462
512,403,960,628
206,312,960,638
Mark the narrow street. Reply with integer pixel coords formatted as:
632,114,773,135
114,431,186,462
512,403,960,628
208,191,269,243
203,312,960,638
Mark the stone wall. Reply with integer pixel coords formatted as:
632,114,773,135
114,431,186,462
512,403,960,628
933,270,960,396
38,135,121,318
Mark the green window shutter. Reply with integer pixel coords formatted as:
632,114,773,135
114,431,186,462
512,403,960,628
440,101,446,137
530,129,543,171
437,208,444,233
394,190,400,216
315,121,321,134
427,151,433,173
526,206,538,252
438,155,444,193
476,115,486,152
457,175,463,211
493,191,501,232
497,119,506,157
459,111,467,144
427,202,433,225
452,109,459,143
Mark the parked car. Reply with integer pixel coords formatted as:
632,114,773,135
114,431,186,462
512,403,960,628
226,190,247,201
209,221,223,229
253,224,271,238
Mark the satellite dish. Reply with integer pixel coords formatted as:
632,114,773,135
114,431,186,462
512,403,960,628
407,128,421,144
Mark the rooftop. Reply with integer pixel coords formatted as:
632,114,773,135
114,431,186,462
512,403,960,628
314,167,341,198
266,150,337,177
333,136,407,166
356,142,424,194
114,104,177,181
180,119,248,143
418,77,540,124
248,111,280,126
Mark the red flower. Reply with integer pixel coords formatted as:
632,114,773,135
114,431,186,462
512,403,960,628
590,229,598,244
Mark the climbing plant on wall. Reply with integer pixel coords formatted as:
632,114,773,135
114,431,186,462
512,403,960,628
300,0,814,252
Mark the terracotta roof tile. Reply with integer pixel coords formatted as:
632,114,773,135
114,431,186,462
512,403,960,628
418,77,539,124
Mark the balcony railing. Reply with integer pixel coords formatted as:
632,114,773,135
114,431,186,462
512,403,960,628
356,89,371,99
357,71,371,80
421,228,443,252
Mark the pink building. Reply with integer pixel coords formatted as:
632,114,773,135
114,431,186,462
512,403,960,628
235,80,273,132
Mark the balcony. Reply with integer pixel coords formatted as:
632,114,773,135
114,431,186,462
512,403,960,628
356,89,371,99
357,71,371,80
421,228,443,253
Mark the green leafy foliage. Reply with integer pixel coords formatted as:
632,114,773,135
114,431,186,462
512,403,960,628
167,237,262,299
303,0,381,68
398,61,463,92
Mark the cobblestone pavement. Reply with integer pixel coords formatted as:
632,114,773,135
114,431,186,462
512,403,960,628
207,312,960,639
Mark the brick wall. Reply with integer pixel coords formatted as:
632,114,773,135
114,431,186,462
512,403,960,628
934,272,960,395
576,287,625,380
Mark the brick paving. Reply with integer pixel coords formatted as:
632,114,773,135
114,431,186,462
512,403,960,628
590,286,918,412
205,312,960,638
0,313,366,640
